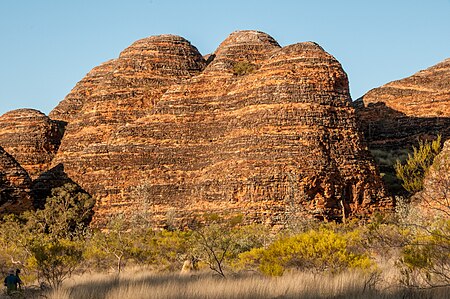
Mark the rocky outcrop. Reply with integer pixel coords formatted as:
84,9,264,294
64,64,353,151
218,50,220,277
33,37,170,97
52,30,390,226
0,109,64,179
354,58,450,194
0,146,33,213
355,58,450,149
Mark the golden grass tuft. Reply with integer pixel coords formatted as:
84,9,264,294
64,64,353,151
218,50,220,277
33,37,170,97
45,268,450,299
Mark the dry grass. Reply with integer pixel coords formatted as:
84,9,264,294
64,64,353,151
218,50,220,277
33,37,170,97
44,269,450,299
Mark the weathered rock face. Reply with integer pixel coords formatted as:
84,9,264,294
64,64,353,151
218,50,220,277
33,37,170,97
50,59,117,123
51,34,207,217
53,30,390,226
358,58,450,117
0,146,33,213
355,58,450,148
354,58,450,194
0,109,64,179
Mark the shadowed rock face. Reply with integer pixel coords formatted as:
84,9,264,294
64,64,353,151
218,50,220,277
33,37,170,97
50,30,390,226
355,58,450,150
0,109,65,179
0,146,33,213
354,58,450,195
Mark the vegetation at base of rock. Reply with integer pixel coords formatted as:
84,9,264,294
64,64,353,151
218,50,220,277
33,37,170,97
0,184,449,293
238,227,373,276
0,183,94,289
399,219,450,288
232,61,256,75
370,148,410,194
395,136,442,194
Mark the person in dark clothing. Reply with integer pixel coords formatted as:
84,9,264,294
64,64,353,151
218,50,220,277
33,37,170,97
4,269,22,295
14,269,22,285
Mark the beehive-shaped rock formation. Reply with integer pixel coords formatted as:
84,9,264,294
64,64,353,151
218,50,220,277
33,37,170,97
52,30,390,226
0,146,33,213
50,59,117,123
0,109,64,179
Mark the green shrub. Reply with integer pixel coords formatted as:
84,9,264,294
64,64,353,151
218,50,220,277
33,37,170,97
395,136,442,194
232,61,256,76
29,238,83,289
238,227,373,276
399,219,450,288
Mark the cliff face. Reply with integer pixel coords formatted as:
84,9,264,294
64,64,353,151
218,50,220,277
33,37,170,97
0,109,64,179
355,58,450,149
51,30,390,226
0,146,33,213
354,58,450,194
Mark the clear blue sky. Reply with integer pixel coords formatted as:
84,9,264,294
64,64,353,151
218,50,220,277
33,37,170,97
1,0,449,116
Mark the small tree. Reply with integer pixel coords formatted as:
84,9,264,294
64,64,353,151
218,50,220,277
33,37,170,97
26,183,95,239
399,220,450,288
395,136,442,194
191,222,233,278
29,238,83,289
85,216,134,273
5,183,95,288
190,216,268,278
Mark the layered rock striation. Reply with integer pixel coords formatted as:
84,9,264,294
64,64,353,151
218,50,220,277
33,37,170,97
355,58,450,150
51,30,390,226
354,58,450,194
0,109,64,179
0,146,33,213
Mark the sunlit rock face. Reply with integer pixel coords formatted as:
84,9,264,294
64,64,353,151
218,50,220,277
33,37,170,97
51,30,391,226
355,58,450,149
0,108,64,179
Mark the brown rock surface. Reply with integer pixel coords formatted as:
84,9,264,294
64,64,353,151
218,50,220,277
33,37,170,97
0,146,33,213
50,59,117,123
358,58,450,117
355,58,450,148
53,30,390,226
0,109,64,179
354,58,450,194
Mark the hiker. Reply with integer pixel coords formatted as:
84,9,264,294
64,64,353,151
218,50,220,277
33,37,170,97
4,269,22,295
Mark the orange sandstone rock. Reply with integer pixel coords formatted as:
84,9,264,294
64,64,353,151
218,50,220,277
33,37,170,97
51,31,390,226
0,109,64,179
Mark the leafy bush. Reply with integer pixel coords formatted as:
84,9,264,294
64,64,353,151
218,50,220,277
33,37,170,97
232,61,256,76
238,227,373,276
29,238,83,289
395,136,442,194
26,183,95,239
0,184,94,287
399,219,450,288
143,230,192,271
